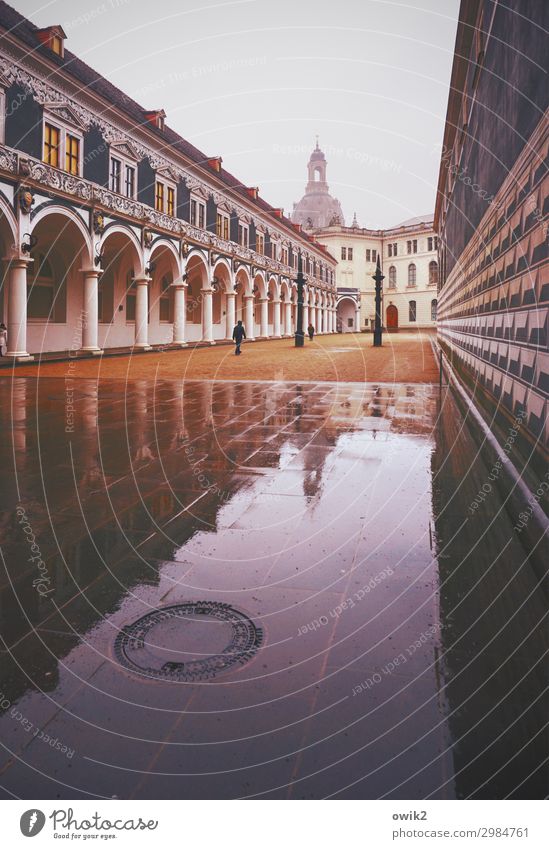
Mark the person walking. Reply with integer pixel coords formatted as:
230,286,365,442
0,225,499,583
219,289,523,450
0,322,7,356
307,323,315,341
232,319,246,355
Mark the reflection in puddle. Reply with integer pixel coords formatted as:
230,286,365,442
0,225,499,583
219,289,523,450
0,378,546,799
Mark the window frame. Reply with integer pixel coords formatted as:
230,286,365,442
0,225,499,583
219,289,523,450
408,263,417,286
216,211,230,241
409,300,417,322
190,194,206,229
42,113,83,176
238,222,249,248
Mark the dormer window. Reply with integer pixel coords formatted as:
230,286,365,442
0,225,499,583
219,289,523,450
144,109,166,131
36,26,66,57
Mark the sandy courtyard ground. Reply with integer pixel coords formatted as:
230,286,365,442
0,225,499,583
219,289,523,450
12,331,438,383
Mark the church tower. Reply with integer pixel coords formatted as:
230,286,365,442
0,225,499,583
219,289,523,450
291,139,345,230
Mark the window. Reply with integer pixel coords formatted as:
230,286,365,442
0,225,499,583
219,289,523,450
366,249,371,262
341,247,347,260
389,265,396,288
126,269,136,321
431,299,437,321
256,233,265,255
190,197,206,229
28,254,54,319
238,223,249,248
427,236,438,252
282,246,289,266
388,242,397,257
408,263,416,286
159,275,173,322
125,166,135,199
347,247,353,261
43,123,60,167
155,180,176,215
407,240,417,254
110,157,121,193
110,155,136,198
372,249,377,262
347,317,353,328
65,134,80,175
216,212,229,241
429,260,439,286
51,35,63,56
409,300,417,322
270,240,278,261
167,186,175,217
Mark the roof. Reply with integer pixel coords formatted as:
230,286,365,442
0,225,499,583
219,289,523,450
0,1,336,262
390,214,434,228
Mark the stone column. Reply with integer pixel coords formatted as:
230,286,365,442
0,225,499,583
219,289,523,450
81,268,102,353
273,299,281,337
244,295,255,341
259,297,269,338
355,305,361,333
202,287,215,344
134,276,151,349
226,291,236,340
172,281,187,346
303,302,309,334
285,301,292,336
330,308,335,333
6,258,33,360
316,305,322,334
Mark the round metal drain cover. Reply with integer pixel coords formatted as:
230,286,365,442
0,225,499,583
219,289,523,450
115,602,263,682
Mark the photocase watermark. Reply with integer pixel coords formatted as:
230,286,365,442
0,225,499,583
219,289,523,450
351,623,442,695
468,409,527,515
65,310,87,433
436,143,505,213
273,142,402,174
133,56,268,99
0,691,75,759
514,470,549,533
16,504,53,597
64,0,132,32
297,566,394,636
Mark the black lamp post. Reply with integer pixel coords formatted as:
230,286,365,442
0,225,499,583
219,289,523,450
372,254,384,347
295,253,305,347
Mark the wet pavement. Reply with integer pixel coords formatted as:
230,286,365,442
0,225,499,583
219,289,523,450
0,377,547,799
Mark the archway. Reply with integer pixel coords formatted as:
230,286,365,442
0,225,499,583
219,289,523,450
212,258,233,341
386,303,398,331
99,226,143,350
185,252,208,343
336,296,356,333
28,209,93,354
148,241,180,345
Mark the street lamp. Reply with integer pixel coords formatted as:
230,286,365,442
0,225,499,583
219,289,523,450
372,254,384,347
295,252,305,347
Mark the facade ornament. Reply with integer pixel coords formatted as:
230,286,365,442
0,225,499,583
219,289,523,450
17,184,34,214
142,227,154,249
92,209,105,235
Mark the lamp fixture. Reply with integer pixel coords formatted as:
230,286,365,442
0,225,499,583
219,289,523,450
21,233,38,255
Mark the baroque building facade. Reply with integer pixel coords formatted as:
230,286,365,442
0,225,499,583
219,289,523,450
435,0,548,472
0,3,338,360
313,214,439,332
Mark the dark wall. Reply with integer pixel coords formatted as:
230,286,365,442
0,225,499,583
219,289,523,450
137,159,155,208
265,231,272,257
249,221,256,251
230,212,239,243
5,83,42,159
177,180,190,221
206,195,217,234
83,124,108,186
444,0,549,274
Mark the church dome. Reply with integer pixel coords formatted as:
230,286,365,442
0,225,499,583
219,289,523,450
291,139,345,230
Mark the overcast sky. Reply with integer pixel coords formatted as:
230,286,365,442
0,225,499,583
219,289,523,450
17,0,460,228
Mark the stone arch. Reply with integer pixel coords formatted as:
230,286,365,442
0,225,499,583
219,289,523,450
31,204,93,267
148,241,181,341
185,252,209,334
99,225,145,349
336,295,358,333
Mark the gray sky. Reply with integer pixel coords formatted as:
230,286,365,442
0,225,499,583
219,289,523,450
17,0,460,228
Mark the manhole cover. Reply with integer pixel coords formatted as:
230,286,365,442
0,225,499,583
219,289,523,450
114,602,263,682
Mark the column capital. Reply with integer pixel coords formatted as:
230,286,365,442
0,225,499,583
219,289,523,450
172,279,188,289
5,256,33,269
133,275,152,286
80,267,101,279
226,290,236,298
